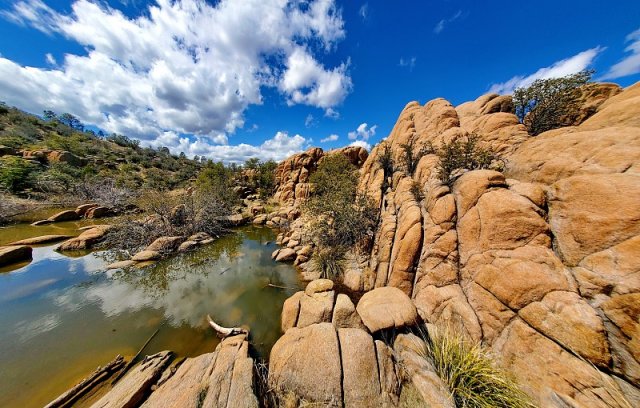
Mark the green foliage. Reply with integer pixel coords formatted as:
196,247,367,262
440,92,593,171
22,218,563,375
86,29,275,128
436,135,498,186
419,326,534,408
255,159,277,198
310,248,345,280
0,156,39,193
106,133,140,149
410,180,424,202
196,161,238,209
35,162,83,193
513,69,593,135
305,154,378,279
376,142,395,190
400,138,434,175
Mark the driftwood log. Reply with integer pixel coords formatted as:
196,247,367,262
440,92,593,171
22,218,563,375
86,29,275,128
206,314,248,337
111,326,162,385
44,355,125,408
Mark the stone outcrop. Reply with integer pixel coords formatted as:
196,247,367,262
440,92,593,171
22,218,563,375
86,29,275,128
273,146,368,206
270,281,400,406
347,81,640,406
56,225,112,251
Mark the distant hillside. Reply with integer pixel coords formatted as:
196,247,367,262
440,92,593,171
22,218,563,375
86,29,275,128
0,103,202,196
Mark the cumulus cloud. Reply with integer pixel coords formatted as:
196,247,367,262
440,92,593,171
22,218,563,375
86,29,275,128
489,47,604,94
0,0,351,147
349,140,371,150
348,122,377,141
324,107,340,119
320,134,339,143
434,10,462,34
145,130,308,164
603,27,640,79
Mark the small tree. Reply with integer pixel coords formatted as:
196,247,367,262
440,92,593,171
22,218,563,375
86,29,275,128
305,154,378,279
400,138,434,175
513,70,593,135
436,135,498,186
0,157,39,193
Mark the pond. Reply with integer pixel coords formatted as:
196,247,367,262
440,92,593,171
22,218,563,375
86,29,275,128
0,225,301,408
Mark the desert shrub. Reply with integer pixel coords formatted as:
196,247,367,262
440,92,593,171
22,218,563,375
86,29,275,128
73,177,136,209
310,248,345,280
400,138,434,175
34,162,83,193
436,135,498,186
102,187,231,253
107,133,140,149
196,161,238,209
513,69,593,135
377,142,395,178
417,326,534,408
0,156,39,193
305,154,378,279
410,180,424,202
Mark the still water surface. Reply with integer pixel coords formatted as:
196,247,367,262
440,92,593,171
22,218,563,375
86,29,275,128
0,224,300,407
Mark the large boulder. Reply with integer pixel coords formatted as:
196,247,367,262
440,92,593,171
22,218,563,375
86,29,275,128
46,150,87,167
145,236,186,253
48,210,80,222
269,323,343,406
356,287,418,332
56,225,111,251
297,280,335,328
7,235,72,246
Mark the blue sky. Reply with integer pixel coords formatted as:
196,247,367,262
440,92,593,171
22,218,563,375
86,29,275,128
0,0,639,162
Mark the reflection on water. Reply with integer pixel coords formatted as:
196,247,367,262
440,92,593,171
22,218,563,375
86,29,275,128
0,226,300,408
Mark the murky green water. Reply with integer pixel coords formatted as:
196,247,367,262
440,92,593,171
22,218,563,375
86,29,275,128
0,225,301,408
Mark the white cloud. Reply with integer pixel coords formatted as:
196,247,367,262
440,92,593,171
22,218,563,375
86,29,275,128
359,3,369,20
280,47,352,112
398,56,416,71
489,47,604,94
0,0,351,147
305,113,316,127
434,10,462,34
349,140,371,150
603,27,640,79
348,122,377,140
324,107,340,119
320,134,339,143
145,130,308,164
45,52,56,65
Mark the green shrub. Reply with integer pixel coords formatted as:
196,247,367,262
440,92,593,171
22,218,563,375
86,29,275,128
400,138,434,176
436,135,498,186
304,154,378,279
513,70,593,135
377,142,395,179
0,156,39,192
419,326,534,408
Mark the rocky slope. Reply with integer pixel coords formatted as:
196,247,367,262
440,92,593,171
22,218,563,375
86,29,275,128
268,81,639,407
342,81,639,407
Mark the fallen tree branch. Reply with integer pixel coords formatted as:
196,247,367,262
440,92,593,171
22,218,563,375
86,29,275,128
206,314,248,338
111,325,162,385
45,355,125,408
264,283,298,290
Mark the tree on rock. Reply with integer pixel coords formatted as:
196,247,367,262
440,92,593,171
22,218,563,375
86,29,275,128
513,69,593,135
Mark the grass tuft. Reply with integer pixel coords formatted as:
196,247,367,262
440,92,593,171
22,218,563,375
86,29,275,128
419,326,535,408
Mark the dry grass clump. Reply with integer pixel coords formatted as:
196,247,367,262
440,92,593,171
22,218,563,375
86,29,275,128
419,327,535,408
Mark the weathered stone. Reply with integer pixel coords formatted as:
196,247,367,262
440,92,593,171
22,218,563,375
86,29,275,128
131,250,161,262
48,210,80,222
85,206,112,219
356,287,418,332
56,225,112,251
338,328,383,407
332,294,366,330
0,245,32,267
269,323,342,406
90,351,172,408
281,291,303,333
275,248,296,262
297,288,335,328
304,278,334,296
106,260,136,270
394,333,455,408
7,235,72,246
145,236,186,253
